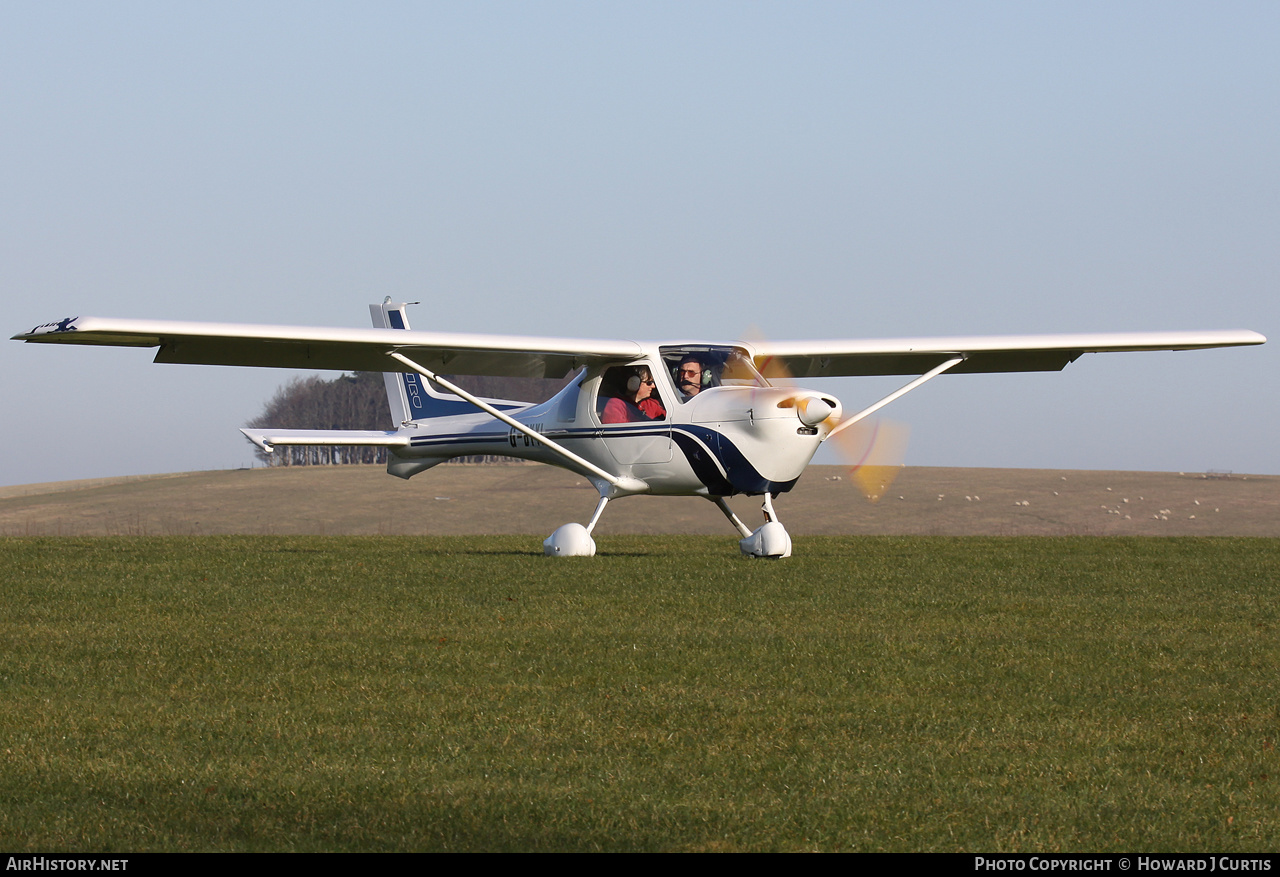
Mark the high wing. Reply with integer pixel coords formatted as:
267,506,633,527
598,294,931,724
13,317,1264,379
748,330,1266,378
12,316,642,378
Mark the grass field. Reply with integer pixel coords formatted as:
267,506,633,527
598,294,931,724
2,535,1277,851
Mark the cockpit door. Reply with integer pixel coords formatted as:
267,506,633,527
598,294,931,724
595,361,673,464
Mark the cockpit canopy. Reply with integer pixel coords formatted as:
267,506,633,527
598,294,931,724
660,345,769,400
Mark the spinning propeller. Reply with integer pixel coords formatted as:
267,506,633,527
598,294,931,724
748,328,909,502
824,416,909,502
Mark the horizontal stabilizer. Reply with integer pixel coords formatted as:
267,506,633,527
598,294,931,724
241,428,408,453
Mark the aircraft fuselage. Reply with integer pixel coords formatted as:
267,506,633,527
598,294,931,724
387,360,835,499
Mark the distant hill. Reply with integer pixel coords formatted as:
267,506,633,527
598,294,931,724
2,465,1276,538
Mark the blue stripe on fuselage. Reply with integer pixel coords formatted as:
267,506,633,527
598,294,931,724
670,425,799,496
405,422,796,496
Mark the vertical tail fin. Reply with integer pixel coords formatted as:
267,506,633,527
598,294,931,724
370,299,423,425
370,299,526,423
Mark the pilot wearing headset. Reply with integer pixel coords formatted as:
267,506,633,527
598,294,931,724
676,355,713,398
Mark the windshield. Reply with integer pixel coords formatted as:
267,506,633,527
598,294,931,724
659,345,769,400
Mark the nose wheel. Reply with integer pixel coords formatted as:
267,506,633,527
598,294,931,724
715,494,792,559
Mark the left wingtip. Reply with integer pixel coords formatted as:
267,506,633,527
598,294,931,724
12,317,83,341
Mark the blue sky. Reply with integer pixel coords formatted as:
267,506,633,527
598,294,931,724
3,1,1276,486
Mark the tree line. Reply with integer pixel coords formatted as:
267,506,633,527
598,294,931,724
247,371,571,467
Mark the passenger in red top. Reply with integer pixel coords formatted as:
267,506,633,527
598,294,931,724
601,366,666,423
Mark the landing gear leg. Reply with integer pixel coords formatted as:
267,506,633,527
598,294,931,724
737,493,793,559
585,494,609,534
761,492,780,523
544,494,609,557
713,497,753,538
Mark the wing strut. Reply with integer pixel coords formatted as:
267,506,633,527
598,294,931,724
387,351,623,488
825,355,965,441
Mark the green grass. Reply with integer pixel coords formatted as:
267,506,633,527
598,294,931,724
1,536,1277,851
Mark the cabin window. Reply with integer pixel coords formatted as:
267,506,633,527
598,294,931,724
595,364,667,424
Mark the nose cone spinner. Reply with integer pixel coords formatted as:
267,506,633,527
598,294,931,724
795,393,842,428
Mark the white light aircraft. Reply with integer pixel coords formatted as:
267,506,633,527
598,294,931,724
13,304,1264,557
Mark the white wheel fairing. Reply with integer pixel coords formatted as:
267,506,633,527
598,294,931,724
544,523,596,557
